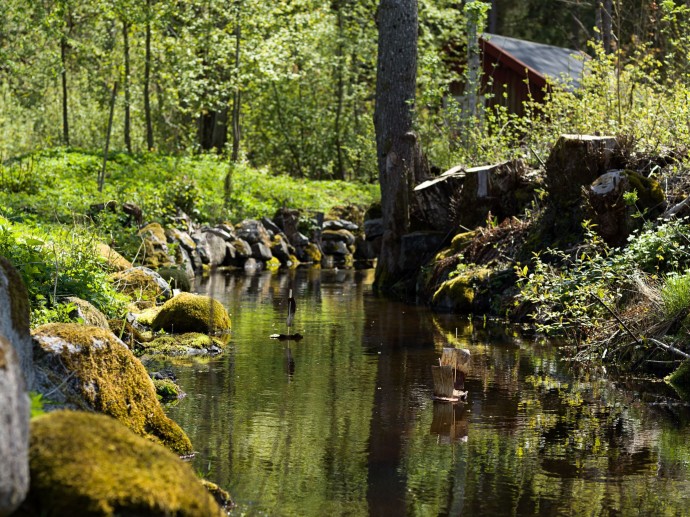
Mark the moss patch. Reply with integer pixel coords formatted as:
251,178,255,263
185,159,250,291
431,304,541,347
305,243,322,263
26,410,224,516
139,332,229,356
151,293,231,334
32,323,192,454
432,268,492,313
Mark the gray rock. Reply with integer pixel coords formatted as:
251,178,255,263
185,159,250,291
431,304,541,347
129,267,172,299
251,242,273,262
234,238,252,259
65,297,109,329
261,217,284,238
201,231,229,267
0,258,30,515
364,218,384,240
270,236,291,264
165,228,196,252
324,219,358,232
203,227,234,242
243,258,260,272
322,240,349,256
322,229,356,246
236,219,272,247
216,223,236,237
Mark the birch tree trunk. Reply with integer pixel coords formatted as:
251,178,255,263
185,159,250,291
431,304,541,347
373,0,418,291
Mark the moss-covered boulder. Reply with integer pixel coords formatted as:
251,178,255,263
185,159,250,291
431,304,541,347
110,266,172,302
25,410,226,516
153,378,183,402
139,332,229,356
94,242,132,272
151,293,231,334
32,323,192,455
431,268,492,313
65,297,109,329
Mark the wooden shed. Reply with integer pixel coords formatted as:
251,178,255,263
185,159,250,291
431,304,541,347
478,33,588,116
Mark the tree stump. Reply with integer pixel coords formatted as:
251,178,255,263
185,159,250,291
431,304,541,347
432,347,470,402
545,134,620,206
431,365,456,400
586,169,665,246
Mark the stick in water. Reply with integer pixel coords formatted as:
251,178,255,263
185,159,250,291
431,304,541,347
286,289,296,335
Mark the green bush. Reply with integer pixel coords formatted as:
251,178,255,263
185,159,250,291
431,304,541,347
661,272,690,318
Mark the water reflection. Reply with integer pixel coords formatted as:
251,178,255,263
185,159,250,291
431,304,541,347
154,269,690,517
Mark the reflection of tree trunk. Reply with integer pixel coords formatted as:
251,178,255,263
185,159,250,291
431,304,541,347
60,35,69,146
373,0,419,291
144,0,154,151
123,20,132,152
364,297,438,515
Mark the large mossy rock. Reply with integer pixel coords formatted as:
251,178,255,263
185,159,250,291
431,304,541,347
151,293,231,334
431,268,492,313
32,323,192,455
0,258,31,515
26,410,226,516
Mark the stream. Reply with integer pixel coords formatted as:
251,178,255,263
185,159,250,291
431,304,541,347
153,268,690,516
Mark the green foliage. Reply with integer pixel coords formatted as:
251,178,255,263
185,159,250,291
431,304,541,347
660,272,690,318
0,215,127,323
29,391,46,419
518,218,690,336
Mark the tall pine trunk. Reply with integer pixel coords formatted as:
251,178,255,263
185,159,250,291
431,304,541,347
373,0,418,291
123,20,132,153
144,0,154,151
60,35,69,146
230,19,241,163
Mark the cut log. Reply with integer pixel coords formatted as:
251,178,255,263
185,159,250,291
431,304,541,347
412,166,465,232
441,347,470,392
455,159,533,229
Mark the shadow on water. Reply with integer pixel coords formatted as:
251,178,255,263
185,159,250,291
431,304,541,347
154,269,690,516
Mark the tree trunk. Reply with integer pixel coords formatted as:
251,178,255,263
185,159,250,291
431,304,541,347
231,16,241,163
122,20,132,153
602,0,613,53
373,0,418,291
60,35,69,146
144,0,154,151
333,8,345,180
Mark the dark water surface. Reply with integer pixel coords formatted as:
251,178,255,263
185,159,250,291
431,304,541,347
159,269,690,516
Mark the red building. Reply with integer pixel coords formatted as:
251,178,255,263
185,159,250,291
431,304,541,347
479,33,588,116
